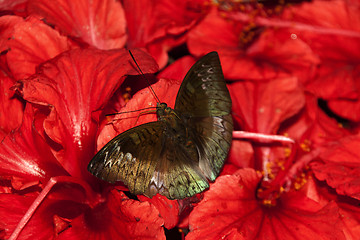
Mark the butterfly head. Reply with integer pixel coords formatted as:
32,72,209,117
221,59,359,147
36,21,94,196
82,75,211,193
156,102,180,123
156,102,169,116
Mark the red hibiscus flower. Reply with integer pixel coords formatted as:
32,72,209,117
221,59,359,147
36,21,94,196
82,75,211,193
123,0,208,68
187,168,346,240
0,48,166,239
184,2,360,239
282,0,360,121
27,0,127,50
1,0,360,239
0,15,73,79
187,7,319,81
312,133,360,201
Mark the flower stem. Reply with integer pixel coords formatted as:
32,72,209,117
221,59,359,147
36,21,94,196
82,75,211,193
9,176,99,240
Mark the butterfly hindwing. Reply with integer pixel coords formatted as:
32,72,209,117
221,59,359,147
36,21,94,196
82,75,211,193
189,114,233,181
145,128,209,199
88,118,210,199
88,122,163,195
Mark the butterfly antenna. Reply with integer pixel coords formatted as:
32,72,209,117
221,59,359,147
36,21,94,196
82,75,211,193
128,50,161,103
105,107,156,117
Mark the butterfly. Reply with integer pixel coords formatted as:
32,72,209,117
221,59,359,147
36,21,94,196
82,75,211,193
88,52,233,200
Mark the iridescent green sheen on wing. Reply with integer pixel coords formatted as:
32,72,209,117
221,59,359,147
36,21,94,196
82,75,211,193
175,52,231,117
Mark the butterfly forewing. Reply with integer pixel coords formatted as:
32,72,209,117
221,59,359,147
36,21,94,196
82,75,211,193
175,52,231,117
174,52,233,182
88,51,233,200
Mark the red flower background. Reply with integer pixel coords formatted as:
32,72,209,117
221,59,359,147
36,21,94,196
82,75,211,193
0,0,359,239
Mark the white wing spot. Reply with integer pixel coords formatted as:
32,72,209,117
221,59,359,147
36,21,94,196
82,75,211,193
105,158,113,168
150,172,164,188
114,151,124,166
125,152,133,162
103,151,109,164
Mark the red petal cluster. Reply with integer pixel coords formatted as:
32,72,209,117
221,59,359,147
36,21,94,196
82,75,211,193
187,169,344,240
0,0,360,239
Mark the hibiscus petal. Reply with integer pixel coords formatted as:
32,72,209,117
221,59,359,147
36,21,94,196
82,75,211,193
123,0,206,67
312,134,360,200
283,0,360,61
15,48,158,179
279,94,350,146
57,190,165,240
0,194,51,239
188,168,346,240
0,0,27,14
157,55,196,80
0,72,23,138
188,8,318,80
0,15,72,79
0,15,22,77
0,105,66,181
227,140,254,169
328,98,360,122
124,0,199,44
305,64,359,100
282,0,360,105
138,194,180,229
28,0,127,50
337,202,360,239
229,77,305,133
0,189,89,240
219,163,240,176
